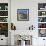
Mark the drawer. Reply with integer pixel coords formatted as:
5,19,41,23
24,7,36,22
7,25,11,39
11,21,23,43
0,37,8,45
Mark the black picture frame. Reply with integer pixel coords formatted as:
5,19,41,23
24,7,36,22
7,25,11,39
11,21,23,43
17,9,29,21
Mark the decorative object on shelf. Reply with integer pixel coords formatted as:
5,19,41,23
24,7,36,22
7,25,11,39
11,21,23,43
45,6,46,9
5,6,8,10
0,11,8,16
0,23,8,30
38,11,46,16
42,12,45,15
29,25,35,30
38,17,42,22
0,17,8,22
38,3,46,10
40,8,44,10
38,17,46,22
38,23,46,28
39,29,46,37
0,3,8,10
0,23,8,37
11,23,16,30
17,9,29,21
0,6,1,10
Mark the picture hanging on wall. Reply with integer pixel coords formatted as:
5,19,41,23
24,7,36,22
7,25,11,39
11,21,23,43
17,9,29,21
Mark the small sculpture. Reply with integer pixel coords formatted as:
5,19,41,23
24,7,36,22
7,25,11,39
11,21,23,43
29,25,35,30
11,23,16,30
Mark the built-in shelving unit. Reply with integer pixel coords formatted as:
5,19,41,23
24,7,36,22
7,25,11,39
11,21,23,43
38,3,46,37
0,3,8,37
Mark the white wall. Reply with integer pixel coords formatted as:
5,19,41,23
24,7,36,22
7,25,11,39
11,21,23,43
11,0,38,30
10,0,46,46
11,0,38,45
11,0,46,30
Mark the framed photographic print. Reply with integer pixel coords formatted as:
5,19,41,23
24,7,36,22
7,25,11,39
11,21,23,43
17,9,29,21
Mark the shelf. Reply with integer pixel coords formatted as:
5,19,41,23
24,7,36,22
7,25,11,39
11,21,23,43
38,28,46,29
0,16,8,17
0,10,8,11
38,22,46,23
38,15,46,17
0,22,8,23
38,10,46,11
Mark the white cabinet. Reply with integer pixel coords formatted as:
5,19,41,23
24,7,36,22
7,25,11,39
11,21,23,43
38,38,46,46
0,35,8,45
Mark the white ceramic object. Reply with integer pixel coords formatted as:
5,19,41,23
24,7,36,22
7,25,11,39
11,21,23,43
0,35,8,45
40,8,44,10
5,6,8,10
0,6,1,10
42,12,45,15
45,6,46,8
